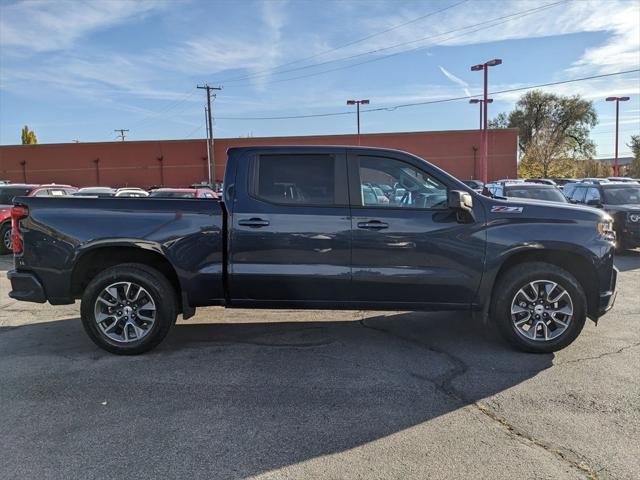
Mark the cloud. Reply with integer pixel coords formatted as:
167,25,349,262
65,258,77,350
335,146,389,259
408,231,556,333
0,0,167,53
438,66,471,97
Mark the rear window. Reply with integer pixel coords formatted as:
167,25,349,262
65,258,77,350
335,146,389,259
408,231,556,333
252,154,336,205
0,187,33,204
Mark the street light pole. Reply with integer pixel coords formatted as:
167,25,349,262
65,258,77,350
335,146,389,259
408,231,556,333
469,98,493,129
346,99,370,145
606,96,630,176
471,59,502,183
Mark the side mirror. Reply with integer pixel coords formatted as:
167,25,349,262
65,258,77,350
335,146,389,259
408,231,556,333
586,199,602,207
448,190,473,212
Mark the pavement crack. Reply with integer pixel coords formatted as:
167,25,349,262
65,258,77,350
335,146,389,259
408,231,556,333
556,342,640,366
359,317,602,479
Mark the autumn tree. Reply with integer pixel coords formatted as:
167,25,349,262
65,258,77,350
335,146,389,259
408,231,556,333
491,90,597,177
629,135,640,177
21,126,37,145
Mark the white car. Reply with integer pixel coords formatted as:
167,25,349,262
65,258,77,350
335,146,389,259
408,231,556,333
115,188,149,198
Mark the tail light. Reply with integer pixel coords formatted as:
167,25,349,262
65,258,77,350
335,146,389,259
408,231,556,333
10,205,28,254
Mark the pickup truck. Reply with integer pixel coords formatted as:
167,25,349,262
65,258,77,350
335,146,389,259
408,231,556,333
7,146,617,355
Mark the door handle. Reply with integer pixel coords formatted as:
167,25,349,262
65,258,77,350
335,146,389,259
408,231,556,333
357,220,389,230
238,218,270,227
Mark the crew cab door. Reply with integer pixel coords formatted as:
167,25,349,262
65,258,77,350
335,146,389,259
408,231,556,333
348,151,485,308
228,149,351,305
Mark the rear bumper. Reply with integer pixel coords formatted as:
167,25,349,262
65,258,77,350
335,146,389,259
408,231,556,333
7,269,46,303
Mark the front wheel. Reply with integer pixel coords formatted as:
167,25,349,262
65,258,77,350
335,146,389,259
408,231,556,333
491,262,587,353
80,264,177,355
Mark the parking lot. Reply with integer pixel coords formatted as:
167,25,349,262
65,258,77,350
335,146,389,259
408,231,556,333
0,252,638,479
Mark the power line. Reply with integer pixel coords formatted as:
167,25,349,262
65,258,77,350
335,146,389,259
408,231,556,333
223,0,567,86
219,0,469,83
216,69,640,120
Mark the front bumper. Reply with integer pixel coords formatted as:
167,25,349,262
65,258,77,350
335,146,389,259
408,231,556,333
7,269,46,303
597,266,617,317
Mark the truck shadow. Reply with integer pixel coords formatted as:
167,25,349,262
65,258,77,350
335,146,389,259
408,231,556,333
0,311,554,479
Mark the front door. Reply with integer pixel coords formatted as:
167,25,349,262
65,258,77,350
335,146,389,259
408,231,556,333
349,152,485,309
229,149,351,305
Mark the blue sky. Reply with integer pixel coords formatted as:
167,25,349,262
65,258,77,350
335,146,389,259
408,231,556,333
0,0,638,157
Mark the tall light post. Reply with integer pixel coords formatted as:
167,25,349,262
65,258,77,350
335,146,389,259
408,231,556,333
346,99,370,145
471,59,502,183
605,96,630,176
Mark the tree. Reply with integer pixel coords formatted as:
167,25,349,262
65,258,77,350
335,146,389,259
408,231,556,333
629,135,640,177
492,90,598,177
21,126,37,145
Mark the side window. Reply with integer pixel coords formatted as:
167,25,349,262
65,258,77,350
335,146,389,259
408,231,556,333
572,187,587,203
253,154,336,205
33,189,49,197
585,188,602,204
357,156,447,209
49,189,68,196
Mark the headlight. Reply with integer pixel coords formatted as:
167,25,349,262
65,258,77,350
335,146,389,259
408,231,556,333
597,219,615,242
629,213,640,223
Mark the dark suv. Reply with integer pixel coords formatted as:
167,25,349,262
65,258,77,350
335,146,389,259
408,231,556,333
568,182,640,250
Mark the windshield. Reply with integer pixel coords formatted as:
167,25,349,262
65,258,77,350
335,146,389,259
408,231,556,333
505,186,567,203
0,187,33,204
150,191,196,198
602,186,640,205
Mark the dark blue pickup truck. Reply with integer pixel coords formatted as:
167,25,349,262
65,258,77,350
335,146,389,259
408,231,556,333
7,146,617,354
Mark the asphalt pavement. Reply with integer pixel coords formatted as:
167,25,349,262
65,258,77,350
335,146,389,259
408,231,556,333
1,253,638,480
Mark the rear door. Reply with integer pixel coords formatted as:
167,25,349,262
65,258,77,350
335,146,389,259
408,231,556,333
348,151,485,308
228,149,351,305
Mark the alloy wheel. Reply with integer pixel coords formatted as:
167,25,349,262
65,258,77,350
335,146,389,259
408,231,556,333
510,280,573,342
93,282,157,343
3,228,11,251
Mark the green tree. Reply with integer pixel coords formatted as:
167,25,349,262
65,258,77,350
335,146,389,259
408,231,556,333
492,90,598,177
21,125,37,145
629,135,640,177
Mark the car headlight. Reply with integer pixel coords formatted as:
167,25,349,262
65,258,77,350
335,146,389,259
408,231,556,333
597,219,615,242
629,213,640,223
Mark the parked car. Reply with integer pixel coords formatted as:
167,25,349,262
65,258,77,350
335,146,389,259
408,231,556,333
567,182,640,251
461,179,484,192
0,183,77,254
149,187,216,199
8,146,616,355
580,178,610,185
607,177,639,184
525,178,557,186
551,178,578,188
486,182,568,203
115,188,149,198
74,187,116,197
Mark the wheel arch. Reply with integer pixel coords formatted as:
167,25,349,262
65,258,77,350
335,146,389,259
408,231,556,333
70,244,183,310
488,247,599,320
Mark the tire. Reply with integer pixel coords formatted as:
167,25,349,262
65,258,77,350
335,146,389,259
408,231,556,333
0,222,11,255
80,263,177,355
491,262,587,353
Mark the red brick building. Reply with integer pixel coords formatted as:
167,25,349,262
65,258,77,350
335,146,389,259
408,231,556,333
0,129,518,187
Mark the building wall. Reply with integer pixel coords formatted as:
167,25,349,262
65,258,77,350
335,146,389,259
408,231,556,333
0,129,518,187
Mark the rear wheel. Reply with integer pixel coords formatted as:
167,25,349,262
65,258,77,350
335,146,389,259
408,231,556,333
0,222,11,255
80,264,177,355
491,262,587,353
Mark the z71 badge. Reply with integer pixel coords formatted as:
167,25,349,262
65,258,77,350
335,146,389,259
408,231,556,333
491,206,523,213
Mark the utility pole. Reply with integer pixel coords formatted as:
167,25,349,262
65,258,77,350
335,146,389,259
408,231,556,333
346,99,370,145
114,129,129,142
197,84,222,186
204,105,212,184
